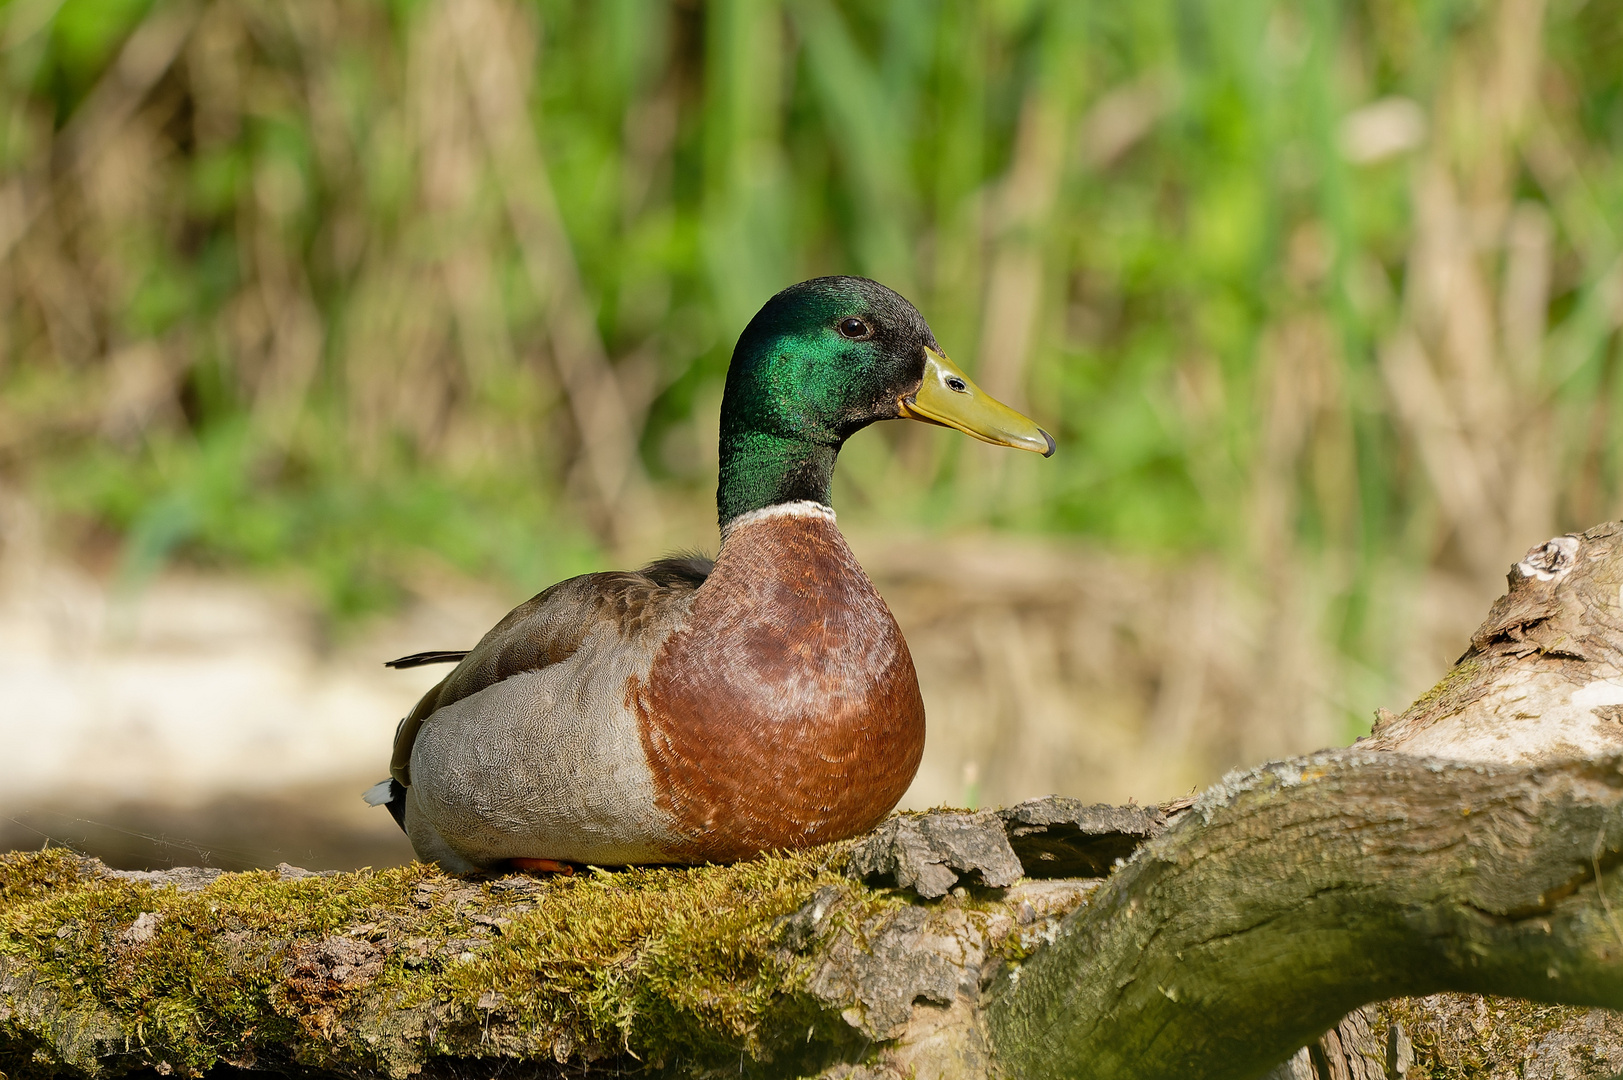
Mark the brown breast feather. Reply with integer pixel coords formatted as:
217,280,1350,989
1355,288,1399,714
634,512,925,862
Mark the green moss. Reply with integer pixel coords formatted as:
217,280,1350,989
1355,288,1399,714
0,851,437,1076
0,847,905,1078
441,853,900,1067
1402,658,1485,719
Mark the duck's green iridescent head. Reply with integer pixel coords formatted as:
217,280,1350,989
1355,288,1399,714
717,276,1053,527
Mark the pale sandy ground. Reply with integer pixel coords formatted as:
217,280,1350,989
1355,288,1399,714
0,552,482,867
0,499,1498,870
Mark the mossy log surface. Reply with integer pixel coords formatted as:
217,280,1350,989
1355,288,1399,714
0,845,910,1079
2,755,1623,1080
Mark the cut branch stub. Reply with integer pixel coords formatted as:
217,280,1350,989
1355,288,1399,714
1369,522,1623,763
988,750,1623,1080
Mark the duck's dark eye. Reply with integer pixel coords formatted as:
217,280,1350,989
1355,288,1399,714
945,376,968,393
838,317,871,339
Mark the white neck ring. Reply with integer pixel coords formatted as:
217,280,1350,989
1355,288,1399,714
721,500,836,541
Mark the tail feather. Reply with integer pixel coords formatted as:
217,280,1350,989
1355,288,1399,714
384,650,469,669
362,778,408,832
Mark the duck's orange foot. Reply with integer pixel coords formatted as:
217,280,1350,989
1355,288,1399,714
509,857,576,875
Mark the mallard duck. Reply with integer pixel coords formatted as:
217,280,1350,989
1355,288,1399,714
364,276,1053,872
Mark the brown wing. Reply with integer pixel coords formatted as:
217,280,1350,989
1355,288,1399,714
387,555,713,787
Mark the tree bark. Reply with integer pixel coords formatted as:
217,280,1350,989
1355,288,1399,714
986,751,1623,1079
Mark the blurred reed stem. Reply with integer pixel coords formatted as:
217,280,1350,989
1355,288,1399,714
0,0,1620,731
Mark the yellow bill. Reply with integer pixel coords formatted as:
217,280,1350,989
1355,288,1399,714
898,347,1055,457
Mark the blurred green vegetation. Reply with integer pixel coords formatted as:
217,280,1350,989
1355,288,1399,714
0,0,1620,684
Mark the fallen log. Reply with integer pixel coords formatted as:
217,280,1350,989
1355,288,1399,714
2,751,1621,1079
10,526,1623,1078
